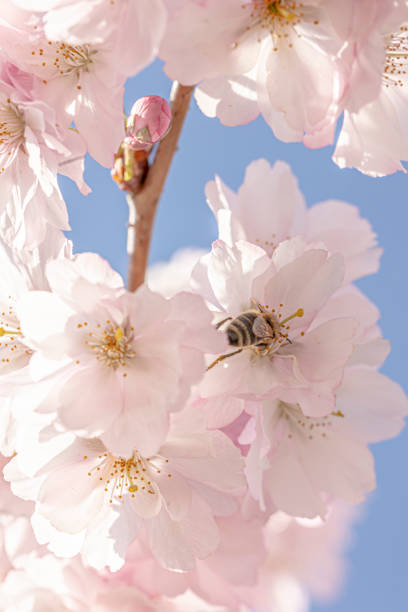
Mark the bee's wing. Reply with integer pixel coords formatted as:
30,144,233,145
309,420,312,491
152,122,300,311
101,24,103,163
252,316,271,339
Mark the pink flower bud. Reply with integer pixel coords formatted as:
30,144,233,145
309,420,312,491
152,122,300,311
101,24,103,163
124,95,171,150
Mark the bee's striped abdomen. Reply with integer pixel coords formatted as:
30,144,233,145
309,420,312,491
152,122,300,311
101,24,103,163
226,312,258,347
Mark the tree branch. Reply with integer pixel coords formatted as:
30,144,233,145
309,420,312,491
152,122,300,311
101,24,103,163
126,82,194,291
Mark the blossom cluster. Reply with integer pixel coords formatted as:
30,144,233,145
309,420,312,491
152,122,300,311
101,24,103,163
160,0,408,176
0,2,405,611
0,156,406,609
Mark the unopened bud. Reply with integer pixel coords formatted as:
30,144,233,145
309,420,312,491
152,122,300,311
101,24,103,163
124,95,171,150
111,143,148,192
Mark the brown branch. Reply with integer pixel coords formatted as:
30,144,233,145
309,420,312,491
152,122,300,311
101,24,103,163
126,83,194,292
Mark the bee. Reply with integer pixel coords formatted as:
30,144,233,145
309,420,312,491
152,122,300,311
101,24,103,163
208,300,303,370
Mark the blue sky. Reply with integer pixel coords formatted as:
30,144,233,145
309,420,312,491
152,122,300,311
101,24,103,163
60,59,408,612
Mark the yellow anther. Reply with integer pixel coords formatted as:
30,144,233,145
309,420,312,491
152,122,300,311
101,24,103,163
332,410,345,418
115,327,124,343
276,6,296,20
267,1,280,15
266,1,296,21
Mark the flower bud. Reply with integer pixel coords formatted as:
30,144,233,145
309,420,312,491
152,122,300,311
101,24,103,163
124,95,171,150
111,143,148,192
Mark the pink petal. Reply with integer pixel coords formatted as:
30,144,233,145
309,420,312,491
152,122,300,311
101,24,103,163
264,250,344,331
336,368,408,443
195,71,259,126
146,494,219,571
155,468,192,521
58,366,120,437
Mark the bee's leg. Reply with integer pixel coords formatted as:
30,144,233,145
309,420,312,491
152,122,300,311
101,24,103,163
250,298,264,312
254,344,270,356
215,316,233,330
254,338,275,356
278,335,293,346
207,348,243,370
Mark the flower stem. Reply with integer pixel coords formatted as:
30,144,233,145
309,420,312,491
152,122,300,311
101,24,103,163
126,82,194,292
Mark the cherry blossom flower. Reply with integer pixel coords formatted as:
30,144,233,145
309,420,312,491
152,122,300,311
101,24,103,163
12,0,167,78
162,0,408,159
306,5,408,174
160,0,346,144
245,398,374,517
15,253,224,457
5,407,245,572
333,24,408,176
193,239,357,421
0,5,137,167
301,1,408,149
205,159,382,284
243,361,407,518
0,232,72,456
191,233,406,517
0,60,88,248
324,1,408,111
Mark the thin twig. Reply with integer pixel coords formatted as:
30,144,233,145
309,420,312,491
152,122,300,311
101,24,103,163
126,83,194,291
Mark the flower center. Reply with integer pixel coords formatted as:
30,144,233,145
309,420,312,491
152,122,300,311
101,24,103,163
29,40,97,87
384,26,408,88
85,450,172,505
250,302,304,357
257,1,298,22
280,401,344,441
250,0,302,34
0,299,31,371
55,43,95,75
82,321,136,370
254,233,286,255
0,100,24,157
243,0,319,51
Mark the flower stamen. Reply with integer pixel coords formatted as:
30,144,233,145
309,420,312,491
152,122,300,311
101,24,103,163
30,40,97,83
384,26,408,88
281,308,304,325
0,101,25,166
85,451,171,504
83,322,136,369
